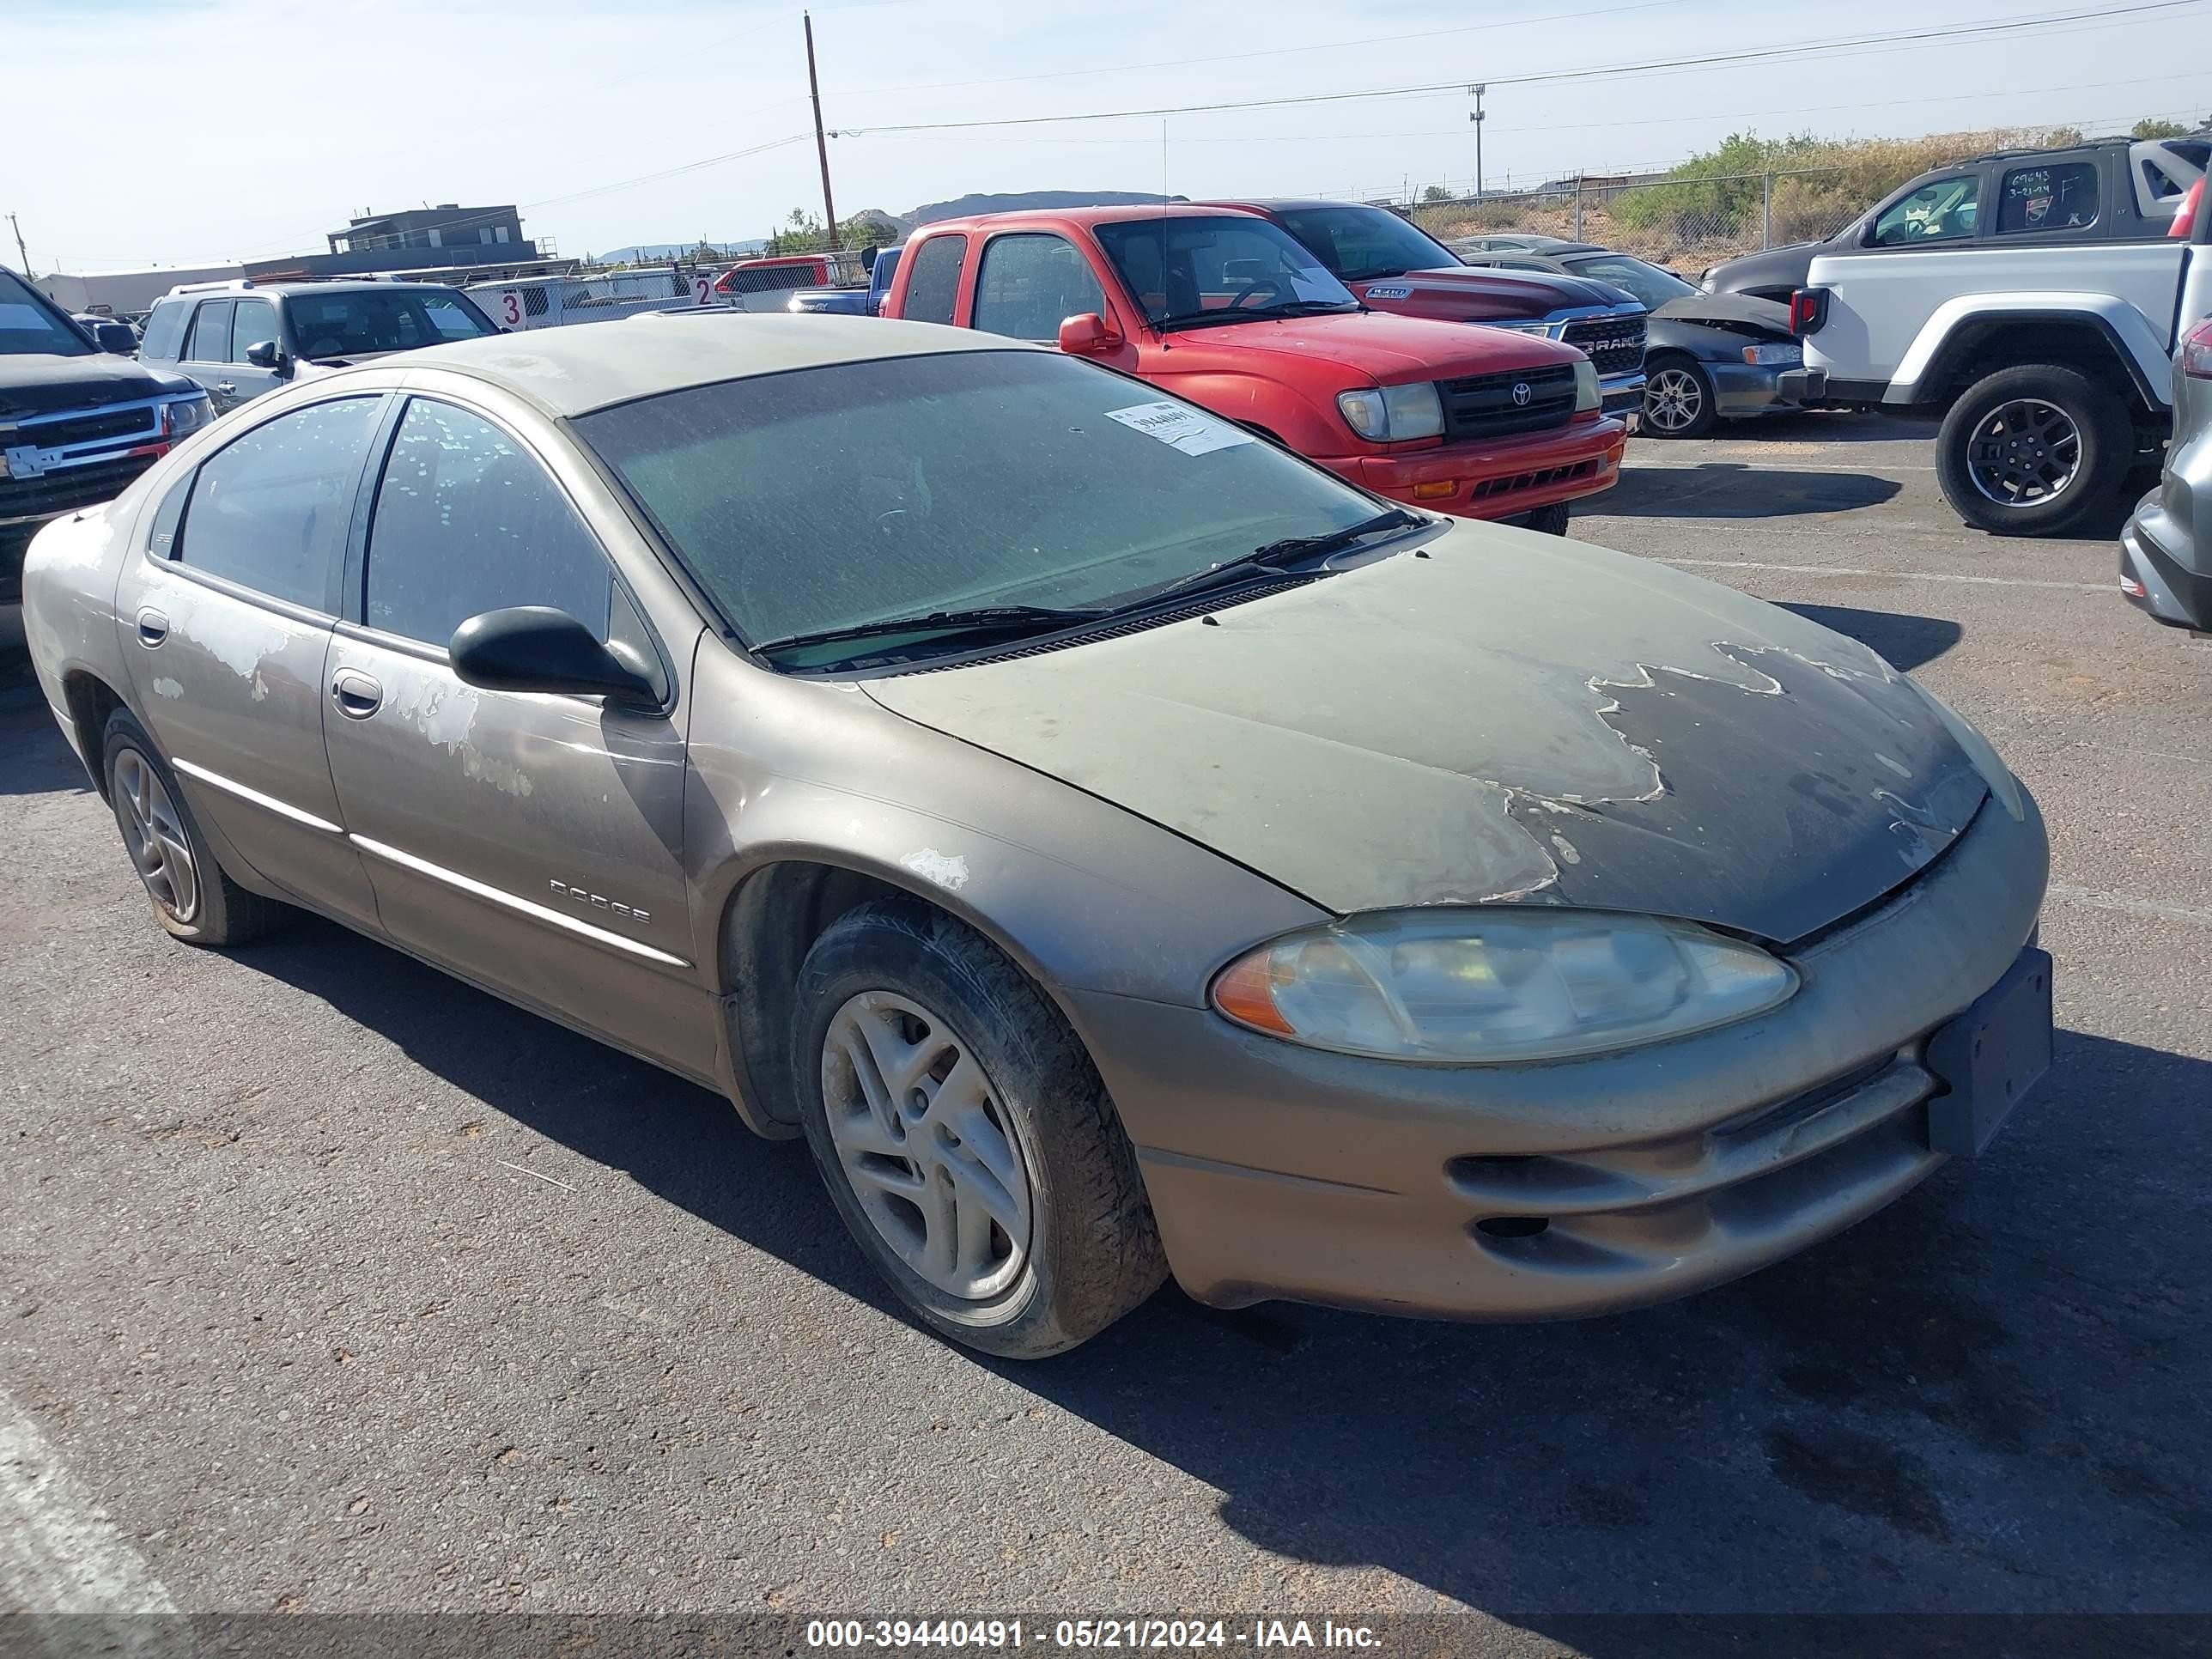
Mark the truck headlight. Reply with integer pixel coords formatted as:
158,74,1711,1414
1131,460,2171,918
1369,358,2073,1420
1573,358,1601,412
1337,382,1444,441
1212,909,1798,1063
160,394,212,439
1741,343,1802,366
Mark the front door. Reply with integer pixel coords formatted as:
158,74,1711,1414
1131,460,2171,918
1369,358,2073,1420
113,393,386,926
319,395,702,1069
220,296,287,408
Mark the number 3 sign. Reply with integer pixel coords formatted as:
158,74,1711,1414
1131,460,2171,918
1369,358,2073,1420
495,290,525,328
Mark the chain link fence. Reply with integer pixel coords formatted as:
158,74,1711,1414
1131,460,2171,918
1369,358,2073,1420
1401,169,1862,267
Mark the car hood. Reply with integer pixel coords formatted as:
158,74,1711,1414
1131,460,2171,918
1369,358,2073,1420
1653,292,1793,333
1347,265,1635,325
1176,307,1583,381
863,527,1987,944
0,353,195,422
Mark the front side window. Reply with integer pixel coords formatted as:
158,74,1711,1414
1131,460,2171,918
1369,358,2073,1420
139,298,190,361
575,349,1386,659
900,234,967,325
364,399,613,647
0,270,92,357
1271,205,1457,283
972,234,1107,342
176,396,384,609
1997,162,2100,234
285,289,494,359
185,300,233,362
229,299,278,362
1092,216,1358,330
1872,177,1980,246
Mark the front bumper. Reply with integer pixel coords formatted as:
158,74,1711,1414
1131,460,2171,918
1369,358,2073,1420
1777,366,1829,407
1066,787,2048,1322
1599,370,1647,416
1709,359,1801,419
1341,415,1626,522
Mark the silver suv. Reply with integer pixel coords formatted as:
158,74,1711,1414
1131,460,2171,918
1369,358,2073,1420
138,279,496,416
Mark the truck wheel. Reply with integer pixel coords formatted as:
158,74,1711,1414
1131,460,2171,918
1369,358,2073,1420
1936,364,2132,538
1642,357,1719,438
791,899,1167,1358
1516,502,1571,536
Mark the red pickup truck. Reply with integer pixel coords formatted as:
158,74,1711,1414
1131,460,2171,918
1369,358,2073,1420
882,204,1626,530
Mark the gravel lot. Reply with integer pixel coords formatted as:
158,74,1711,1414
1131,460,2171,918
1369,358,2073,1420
3,414,2208,1650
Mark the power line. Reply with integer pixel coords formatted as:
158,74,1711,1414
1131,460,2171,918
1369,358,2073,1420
836,0,2208,137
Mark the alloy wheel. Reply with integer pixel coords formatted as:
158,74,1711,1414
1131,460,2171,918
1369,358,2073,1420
1966,398,2081,508
820,991,1034,1301
114,750,199,923
1644,367,1705,433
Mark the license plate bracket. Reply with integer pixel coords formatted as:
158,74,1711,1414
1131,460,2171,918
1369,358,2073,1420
1925,947,2053,1157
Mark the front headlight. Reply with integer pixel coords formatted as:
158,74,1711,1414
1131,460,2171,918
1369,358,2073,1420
1912,682,2025,822
1487,319,1558,336
160,394,212,439
1572,357,1601,412
1741,343,1802,366
1212,909,1798,1063
1336,381,1443,442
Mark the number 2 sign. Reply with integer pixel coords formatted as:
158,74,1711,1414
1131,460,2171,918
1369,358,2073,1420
692,274,714,306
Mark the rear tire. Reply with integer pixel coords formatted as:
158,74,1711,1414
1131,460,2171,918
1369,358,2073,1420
1936,363,2131,538
1516,501,1571,536
101,708,285,946
791,899,1167,1358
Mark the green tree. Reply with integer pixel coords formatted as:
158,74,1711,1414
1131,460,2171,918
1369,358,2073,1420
2134,118,2191,140
1421,184,1454,204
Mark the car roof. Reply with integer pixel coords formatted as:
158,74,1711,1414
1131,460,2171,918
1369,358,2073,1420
1208,199,1398,214
917,203,1267,234
372,313,1029,418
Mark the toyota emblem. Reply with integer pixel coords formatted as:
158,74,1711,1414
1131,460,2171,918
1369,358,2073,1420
1511,381,1533,406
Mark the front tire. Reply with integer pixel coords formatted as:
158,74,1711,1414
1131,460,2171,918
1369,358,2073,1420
1936,363,2131,538
1642,356,1719,438
101,708,284,946
1516,501,1571,536
792,900,1166,1358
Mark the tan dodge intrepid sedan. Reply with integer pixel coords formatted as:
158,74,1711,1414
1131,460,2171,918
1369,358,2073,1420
22,314,2054,1357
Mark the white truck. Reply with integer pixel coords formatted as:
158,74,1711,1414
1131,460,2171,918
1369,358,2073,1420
1784,137,2212,537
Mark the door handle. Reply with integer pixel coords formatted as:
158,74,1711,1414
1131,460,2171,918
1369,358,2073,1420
135,607,169,647
331,669,383,719
215,381,236,396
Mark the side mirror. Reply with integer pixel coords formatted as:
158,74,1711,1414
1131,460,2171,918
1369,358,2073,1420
94,320,137,354
449,606,659,704
1057,312,1124,356
244,339,283,369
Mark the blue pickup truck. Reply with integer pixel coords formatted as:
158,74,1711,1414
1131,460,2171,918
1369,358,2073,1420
786,245,902,316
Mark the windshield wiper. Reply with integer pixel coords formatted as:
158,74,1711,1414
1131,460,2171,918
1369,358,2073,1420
1155,299,1360,331
754,603,1110,659
1135,508,1426,605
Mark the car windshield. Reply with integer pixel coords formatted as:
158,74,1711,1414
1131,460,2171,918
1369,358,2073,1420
1559,253,1698,309
1270,205,1459,283
0,270,91,356
574,349,1389,664
284,289,495,358
1091,216,1359,329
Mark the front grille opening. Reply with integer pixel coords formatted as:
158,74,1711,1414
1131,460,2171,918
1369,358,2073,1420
1474,1215,1550,1239
1468,458,1597,501
1439,362,1577,441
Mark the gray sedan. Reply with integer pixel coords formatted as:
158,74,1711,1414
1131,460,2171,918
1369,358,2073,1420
22,315,2051,1357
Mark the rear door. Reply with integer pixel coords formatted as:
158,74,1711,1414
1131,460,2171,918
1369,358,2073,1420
176,299,238,410
113,393,386,926
319,392,703,1067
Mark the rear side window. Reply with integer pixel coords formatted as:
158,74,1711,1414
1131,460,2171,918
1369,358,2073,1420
229,299,278,362
139,300,190,361
1997,162,2100,234
973,234,1107,342
185,301,233,361
363,399,613,647
901,235,967,325
177,396,383,610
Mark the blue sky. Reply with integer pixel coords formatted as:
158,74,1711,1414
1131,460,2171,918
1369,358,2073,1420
6,0,2209,271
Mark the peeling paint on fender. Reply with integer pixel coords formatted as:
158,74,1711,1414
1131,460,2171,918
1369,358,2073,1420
900,848,970,891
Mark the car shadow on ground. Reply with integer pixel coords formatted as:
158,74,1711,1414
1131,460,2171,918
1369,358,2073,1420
1775,604,1963,672
0,691,88,796
1701,411,1941,447
1594,463,1901,520
222,906,2212,1627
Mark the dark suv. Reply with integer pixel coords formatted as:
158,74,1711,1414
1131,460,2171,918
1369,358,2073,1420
138,279,498,416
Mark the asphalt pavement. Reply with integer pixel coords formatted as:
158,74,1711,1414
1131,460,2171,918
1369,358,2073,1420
3,413,2208,1654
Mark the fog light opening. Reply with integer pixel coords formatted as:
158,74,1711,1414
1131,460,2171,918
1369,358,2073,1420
1475,1215,1549,1240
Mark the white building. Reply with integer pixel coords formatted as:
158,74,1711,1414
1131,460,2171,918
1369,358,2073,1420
35,264,246,318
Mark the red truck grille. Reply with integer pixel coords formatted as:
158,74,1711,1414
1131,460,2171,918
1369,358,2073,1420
1467,458,1599,502
1437,362,1577,441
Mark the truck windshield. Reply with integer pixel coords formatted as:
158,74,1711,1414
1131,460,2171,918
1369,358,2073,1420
0,270,92,356
1270,205,1460,283
574,349,1389,662
1092,217,1359,330
285,289,494,358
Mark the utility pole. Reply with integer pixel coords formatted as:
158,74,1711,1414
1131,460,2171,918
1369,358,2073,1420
1468,85,1487,199
805,11,840,251
5,213,27,275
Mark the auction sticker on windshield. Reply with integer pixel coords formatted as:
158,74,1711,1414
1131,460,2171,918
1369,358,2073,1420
1104,401,1256,458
